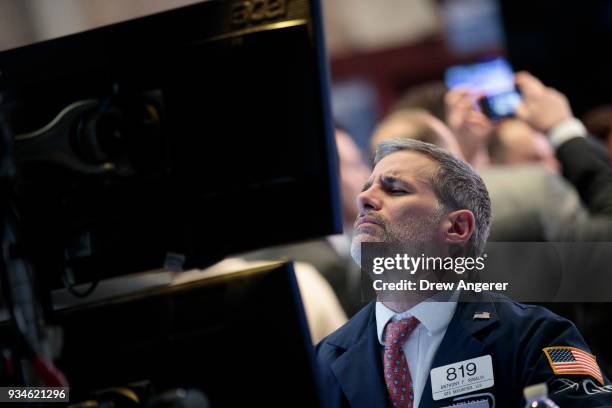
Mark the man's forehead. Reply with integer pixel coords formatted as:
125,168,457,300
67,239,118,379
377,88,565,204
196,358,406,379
372,151,437,183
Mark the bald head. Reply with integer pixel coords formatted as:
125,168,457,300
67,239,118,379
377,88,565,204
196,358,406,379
371,109,464,160
489,119,560,173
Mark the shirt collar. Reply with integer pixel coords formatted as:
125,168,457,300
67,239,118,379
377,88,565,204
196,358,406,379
375,297,458,345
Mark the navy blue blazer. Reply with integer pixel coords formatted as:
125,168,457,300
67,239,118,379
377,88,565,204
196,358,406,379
316,294,612,407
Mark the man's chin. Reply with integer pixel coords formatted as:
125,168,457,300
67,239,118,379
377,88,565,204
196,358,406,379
353,224,386,239
352,232,381,243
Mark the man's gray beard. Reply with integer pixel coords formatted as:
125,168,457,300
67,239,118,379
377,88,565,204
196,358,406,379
350,211,443,267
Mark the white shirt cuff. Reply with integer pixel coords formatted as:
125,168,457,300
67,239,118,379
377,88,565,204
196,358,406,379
547,118,588,149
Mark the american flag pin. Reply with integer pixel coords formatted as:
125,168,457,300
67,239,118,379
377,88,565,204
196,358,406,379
473,311,491,320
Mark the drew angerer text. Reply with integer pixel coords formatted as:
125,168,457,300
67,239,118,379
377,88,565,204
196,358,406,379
372,279,509,293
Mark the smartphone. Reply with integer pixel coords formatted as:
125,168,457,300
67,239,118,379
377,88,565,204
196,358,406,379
445,58,521,120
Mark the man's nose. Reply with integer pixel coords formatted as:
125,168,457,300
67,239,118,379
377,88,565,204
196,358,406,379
357,186,382,212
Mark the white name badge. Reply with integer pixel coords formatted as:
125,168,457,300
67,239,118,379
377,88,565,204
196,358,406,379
430,355,494,401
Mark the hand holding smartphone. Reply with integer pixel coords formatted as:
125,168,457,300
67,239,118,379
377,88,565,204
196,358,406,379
445,58,521,120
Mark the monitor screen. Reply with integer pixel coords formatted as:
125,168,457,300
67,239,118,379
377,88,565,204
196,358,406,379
0,0,341,289
7,262,322,406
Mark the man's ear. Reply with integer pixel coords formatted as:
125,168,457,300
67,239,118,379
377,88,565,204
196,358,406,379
443,209,475,245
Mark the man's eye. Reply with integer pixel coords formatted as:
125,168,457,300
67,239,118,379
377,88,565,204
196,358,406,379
390,189,407,195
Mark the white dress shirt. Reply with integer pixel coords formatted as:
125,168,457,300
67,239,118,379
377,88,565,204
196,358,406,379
376,299,458,408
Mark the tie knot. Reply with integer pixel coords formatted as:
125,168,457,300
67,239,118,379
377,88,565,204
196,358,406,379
384,316,419,349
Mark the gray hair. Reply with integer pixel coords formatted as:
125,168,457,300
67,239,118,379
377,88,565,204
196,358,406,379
374,138,491,256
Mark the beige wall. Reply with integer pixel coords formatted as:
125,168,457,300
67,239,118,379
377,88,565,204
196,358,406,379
0,0,202,51
0,0,35,51
323,0,439,56
0,0,439,54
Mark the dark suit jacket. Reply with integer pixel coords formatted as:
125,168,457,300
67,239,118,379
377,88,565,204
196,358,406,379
480,165,612,242
316,295,612,407
557,137,612,215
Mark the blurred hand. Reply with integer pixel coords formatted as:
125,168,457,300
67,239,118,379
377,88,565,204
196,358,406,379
514,71,574,133
445,88,494,145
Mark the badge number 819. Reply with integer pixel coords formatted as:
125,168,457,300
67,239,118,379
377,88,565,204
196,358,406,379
430,355,494,401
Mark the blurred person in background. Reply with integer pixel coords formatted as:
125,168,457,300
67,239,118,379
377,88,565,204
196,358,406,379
582,105,612,161
370,108,464,160
488,118,560,174
337,127,373,227
513,71,612,216
388,81,492,168
444,76,612,241
391,81,448,123
444,88,494,169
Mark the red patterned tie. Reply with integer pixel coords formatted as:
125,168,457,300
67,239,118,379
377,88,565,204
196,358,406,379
383,317,419,408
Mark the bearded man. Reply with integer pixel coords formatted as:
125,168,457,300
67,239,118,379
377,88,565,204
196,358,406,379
315,138,611,408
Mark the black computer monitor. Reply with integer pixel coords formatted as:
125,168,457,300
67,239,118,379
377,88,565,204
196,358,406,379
0,0,341,289
24,262,321,406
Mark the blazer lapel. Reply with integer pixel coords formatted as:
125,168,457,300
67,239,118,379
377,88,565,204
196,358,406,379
419,298,499,408
330,304,388,408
